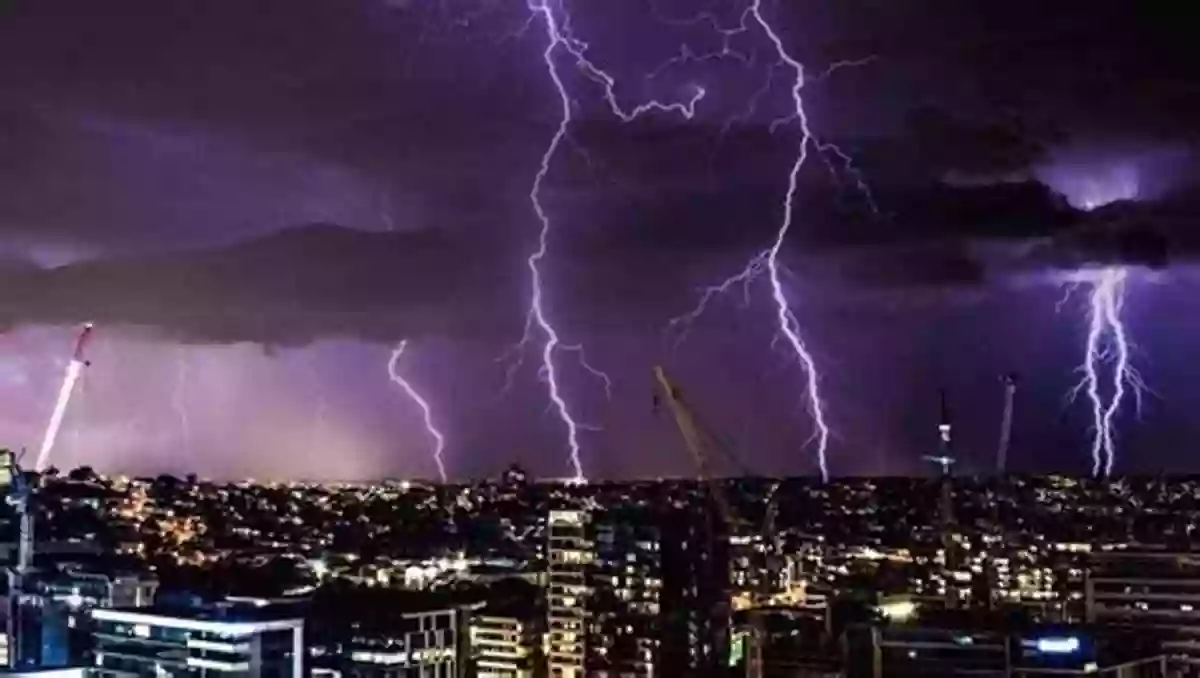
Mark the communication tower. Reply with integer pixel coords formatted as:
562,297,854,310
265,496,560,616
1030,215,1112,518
922,390,959,609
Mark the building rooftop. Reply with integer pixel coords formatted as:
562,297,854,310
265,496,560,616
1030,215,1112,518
874,617,1164,670
94,599,305,626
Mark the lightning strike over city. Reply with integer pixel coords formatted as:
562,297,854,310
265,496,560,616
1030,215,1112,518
517,0,713,482
1055,167,1152,477
1075,267,1142,477
662,1,870,481
34,323,93,471
388,341,448,483
7,7,1200,673
748,0,834,481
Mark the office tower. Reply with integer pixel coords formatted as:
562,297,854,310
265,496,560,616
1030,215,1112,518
6,580,70,671
545,509,591,678
91,601,304,678
588,508,662,677
658,504,730,675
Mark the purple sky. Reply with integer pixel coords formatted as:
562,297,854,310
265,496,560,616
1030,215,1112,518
1,0,1198,480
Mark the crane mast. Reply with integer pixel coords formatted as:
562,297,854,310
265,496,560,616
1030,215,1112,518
3,449,34,669
653,366,775,678
996,373,1018,474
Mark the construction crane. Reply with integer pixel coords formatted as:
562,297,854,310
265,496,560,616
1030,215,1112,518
996,373,1018,474
2,450,33,576
3,448,35,669
653,366,737,527
652,366,779,678
35,323,95,472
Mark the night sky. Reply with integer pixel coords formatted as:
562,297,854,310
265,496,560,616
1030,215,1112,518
1,0,1197,480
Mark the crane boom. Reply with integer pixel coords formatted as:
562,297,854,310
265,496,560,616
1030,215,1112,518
652,366,737,527
72,322,95,363
654,366,778,678
996,373,1018,474
35,323,95,471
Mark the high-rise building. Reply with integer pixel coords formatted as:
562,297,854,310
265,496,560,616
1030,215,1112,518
544,502,732,677
658,503,730,675
90,601,305,678
588,508,662,677
6,576,70,671
545,509,591,678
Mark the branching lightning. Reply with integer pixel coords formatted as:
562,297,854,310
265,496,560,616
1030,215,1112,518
661,2,874,482
388,341,448,483
666,250,768,347
515,0,706,482
1067,267,1147,477
172,348,192,451
753,0,834,481
1052,168,1150,478
410,1,872,482
305,353,329,445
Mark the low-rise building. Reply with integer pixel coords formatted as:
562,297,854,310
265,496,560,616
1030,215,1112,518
469,613,535,678
308,588,463,678
90,601,304,678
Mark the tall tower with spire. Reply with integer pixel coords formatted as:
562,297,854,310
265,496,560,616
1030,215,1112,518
923,390,959,609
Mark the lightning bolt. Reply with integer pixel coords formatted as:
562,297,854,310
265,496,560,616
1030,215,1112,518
301,350,329,446
1068,267,1146,477
666,251,768,347
515,0,704,482
752,0,834,482
172,348,192,451
388,341,448,483
412,1,867,482
661,2,871,482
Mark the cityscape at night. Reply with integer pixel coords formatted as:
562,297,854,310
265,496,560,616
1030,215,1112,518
1,0,1199,676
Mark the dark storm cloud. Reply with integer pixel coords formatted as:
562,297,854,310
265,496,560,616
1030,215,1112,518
1025,192,1200,273
0,104,395,254
0,222,710,345
788,0,1200,144
2,0,1197,342
0,226,527,345
0,182,1172,347
0,0,548,253
898,107,1062,181
847,185,1200,287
